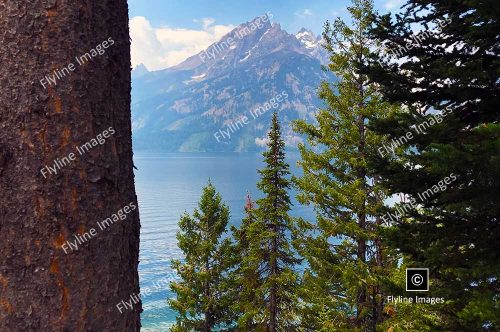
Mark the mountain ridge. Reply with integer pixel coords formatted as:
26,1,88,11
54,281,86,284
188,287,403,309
131,15,332,152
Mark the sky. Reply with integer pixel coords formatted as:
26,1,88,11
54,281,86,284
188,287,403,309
128,0,405,71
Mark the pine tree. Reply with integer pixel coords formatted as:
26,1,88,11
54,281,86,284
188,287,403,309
169,181,233,331
365,0,500,329
293,1,399,330
236,112,300,331
230,193,262,330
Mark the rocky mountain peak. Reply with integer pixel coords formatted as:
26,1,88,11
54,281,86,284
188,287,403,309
295,28,319,49
171,15,327,76
132,63,149,78
131,16,334,152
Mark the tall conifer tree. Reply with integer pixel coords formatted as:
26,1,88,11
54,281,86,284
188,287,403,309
230,193,262,330
365,0,500,329
293,1,399,330
169,181,233,331
236,112,300,331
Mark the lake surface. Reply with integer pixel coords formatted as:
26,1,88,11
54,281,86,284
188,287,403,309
134,152,315,331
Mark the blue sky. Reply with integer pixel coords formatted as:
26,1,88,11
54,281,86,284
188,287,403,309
128,0,404,70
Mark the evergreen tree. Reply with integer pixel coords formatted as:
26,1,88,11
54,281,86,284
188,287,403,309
293,1,399,330
365,0,500,329
169,181,234,331
236,112,300,331
230,193,262,330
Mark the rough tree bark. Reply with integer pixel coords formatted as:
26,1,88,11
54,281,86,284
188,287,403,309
0,1,141,331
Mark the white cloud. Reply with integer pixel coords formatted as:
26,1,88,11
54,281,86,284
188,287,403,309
295,9,314,18
384,0,404,10
255,136,269,147
255,135,303,148
130,16,235,71
284,135,303,147
195,18,215,29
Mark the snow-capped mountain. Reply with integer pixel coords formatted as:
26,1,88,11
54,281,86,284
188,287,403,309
295,28,329,65
296,28,319,49
131,15,333,152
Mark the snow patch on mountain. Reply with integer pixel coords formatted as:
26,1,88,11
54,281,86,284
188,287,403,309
295,28,318,49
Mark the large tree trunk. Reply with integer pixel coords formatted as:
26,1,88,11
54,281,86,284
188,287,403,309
0,1,141,331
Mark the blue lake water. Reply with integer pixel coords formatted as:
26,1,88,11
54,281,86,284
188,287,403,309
134,152,315,331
